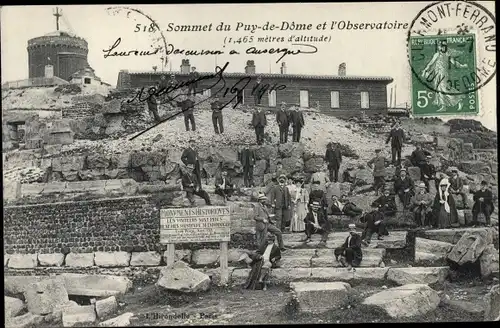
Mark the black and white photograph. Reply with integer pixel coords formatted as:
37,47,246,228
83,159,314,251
2,2,498,326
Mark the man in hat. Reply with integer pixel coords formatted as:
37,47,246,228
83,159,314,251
211,96,224,134
325,142,342,183
276,102,290,144
289,106,305,142
146,91,161,123
449,169,469,209
180,163,212,206
251,107,267,145
239,235,281,291
215,169,234,201
188,66,200,96
303,201,331,247
420,155,436,190
386,121,405,166
268,174,292,232
411,182,434,227
394,168,415,209
367,149,389,196
371,187,397,217
308,183,328,218
360,210,388,245
253,193,285,250
238,145,256,187
168,73,177,87
334,224,362,271
471,181,494,226
175,95,196,132
330,194,363,218
253,76,263,106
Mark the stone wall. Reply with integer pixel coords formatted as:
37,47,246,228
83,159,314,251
3,195,257,257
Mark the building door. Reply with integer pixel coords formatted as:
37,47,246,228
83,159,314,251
299,90,309,108
268,90,277,107
361,91,370,109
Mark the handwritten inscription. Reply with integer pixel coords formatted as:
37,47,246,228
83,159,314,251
103,38,161,58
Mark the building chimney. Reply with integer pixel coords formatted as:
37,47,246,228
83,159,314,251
180,59,191,74
244,60,256,74
45,65,54,78
280,62,287,74
338,63,346,76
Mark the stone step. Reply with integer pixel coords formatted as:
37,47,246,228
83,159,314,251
418,227,496,244
283,231,407,249
284,248,386,258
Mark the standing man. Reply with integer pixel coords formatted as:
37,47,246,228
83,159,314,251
289,106,305,142
253,76,262,106
211,96,224,134
252,107,267,145
367,149,388,196
239,146,256,188
180,163,212,206
175,95,196,132
253,193,285,251
386,121,405,165
325,142,342,183
276,102,290,144
449,169,469,209
188,67,200,96
268,174,292,232
181,139,201,184
471,181,494,226
147,92,161,123
168,73,177,87
159,75,168,90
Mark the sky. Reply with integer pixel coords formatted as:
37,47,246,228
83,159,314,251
1,2,497,131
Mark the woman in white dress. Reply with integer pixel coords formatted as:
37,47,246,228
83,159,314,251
290,178,308,232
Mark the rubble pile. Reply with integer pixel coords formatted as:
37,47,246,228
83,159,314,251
2,87,76,110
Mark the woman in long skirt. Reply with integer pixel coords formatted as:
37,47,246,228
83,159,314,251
432,178,459,228
290,178,308,232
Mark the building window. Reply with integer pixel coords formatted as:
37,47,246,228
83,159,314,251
361,91,370,109
84,78,91,84
330,91,340,109
203,88,211,97
268,90,277,107
299,90,309,108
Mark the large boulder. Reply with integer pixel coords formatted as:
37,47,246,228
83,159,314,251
407,166,421,182
156,261,211,293
447,229,493,265
278,143,305,158
484,285,500,321
60,273,132,297
192,249,220,266
362,284,440,318
94,252,131,267
281,157,304,175
24,278,69,315
290,282,352,313
95,296,118,319
304,156,324,173
253,159,267,177
8,254,38,269
5,296,25,318
254,144,278,161
86,154,110,169
5,312,44,328
458,161,491,174
414,238,453,262
65,253,94,268
62,305,97,327
479,245,500,278
353,168,374,185
129,252,161,266
386,267,449,285
38,253,65,267
99,312,135,327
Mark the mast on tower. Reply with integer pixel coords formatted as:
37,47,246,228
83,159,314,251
53,7,62,31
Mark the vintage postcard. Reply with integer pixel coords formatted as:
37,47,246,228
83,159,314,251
2,2,498,326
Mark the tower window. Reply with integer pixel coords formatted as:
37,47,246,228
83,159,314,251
84,78,91,84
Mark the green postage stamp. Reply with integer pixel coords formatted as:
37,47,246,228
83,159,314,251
410,34,478,116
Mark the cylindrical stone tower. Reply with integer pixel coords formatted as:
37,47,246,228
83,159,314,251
27,31,89,81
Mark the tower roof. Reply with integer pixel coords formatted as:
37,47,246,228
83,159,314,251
43,30,78,38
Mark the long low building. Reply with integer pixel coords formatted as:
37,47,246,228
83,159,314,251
116,60,393,114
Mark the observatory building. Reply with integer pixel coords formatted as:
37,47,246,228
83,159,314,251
26,8,89,81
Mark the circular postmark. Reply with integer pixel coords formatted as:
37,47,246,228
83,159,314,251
106,6,169,68
407,1,496,97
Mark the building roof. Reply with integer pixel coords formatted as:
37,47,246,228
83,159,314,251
125,70,393,83
43,30,78,38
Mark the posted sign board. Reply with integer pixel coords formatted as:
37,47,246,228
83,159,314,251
160,206,231,244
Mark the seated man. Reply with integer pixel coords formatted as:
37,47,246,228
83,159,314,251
410,182,434,227
360,210,388,245
371,188,397,217
239,237,281,291
334,224,362,271
394,168,415,209
472,180,494,226
180,163,212,206
302,201,331,247
330,195,363,218
215,169,235,200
